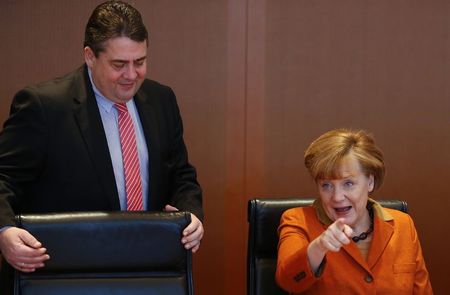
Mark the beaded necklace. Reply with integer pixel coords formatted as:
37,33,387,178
352,203,374,243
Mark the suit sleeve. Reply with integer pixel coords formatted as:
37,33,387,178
276,209,322,293
0,88,48,227
165,88,203,220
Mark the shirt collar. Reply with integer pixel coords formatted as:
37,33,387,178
87,68,117,114
313,197,394,226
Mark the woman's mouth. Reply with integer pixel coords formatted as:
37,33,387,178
334,206,352,215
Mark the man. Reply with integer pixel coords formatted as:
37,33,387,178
0,0,203,291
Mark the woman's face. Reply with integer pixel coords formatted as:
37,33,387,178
317,153,374,231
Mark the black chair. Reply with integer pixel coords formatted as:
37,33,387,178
14,211,193,295
247,198,408,295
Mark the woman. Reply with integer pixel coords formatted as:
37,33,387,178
276,129,432,294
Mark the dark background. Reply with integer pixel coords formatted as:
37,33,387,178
1,0,448,293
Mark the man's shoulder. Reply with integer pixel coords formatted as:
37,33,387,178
22,66,86,99
140,78,174,95
137,79,178,109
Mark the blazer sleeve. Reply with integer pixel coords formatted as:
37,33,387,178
0,87,48,227
276,208,322,293
164,88,203,220
408,216,433,294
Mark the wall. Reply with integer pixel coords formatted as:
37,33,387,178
1,0,448,293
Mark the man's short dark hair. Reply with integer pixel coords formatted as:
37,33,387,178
84,0,148,57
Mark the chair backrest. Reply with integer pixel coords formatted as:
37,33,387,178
14,211,193,295
247,198,408,295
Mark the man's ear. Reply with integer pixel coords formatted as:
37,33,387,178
84,46,95,67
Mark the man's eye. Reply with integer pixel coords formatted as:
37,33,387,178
112,63,125,69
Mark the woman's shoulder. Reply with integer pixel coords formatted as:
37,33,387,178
281,206,318,224
382,207,412,220
381,207,416,230
283,205,316,215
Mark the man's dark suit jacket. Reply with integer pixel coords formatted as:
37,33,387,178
0,64,203,226
0,65,203,293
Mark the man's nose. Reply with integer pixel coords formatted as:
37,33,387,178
123,64,138,80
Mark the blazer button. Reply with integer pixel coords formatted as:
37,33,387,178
293,271,306,282
364,275,373,283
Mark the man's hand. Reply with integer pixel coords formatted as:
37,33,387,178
164,204,204,253
0,227,49,272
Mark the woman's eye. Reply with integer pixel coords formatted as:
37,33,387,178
344,181,354,187
321,183,332,190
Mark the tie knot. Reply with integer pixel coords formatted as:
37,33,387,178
115,103,128,114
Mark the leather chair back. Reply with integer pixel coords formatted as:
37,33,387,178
14,211,193,295
247,198,407,295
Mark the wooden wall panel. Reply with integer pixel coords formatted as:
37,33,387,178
261,0,449,293
1,0,449,294
224,0,247,293
140,2,229,292
0,1,230,293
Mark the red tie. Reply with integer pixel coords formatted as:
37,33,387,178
115,103,144,211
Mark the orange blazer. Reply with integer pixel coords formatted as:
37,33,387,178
276,201,433,294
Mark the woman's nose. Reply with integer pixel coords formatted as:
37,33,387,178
331,187,346,201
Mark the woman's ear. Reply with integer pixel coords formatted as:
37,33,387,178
368,175,375,193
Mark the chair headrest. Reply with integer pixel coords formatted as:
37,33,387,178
17,211,191,272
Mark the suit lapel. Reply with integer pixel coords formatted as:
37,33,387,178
341,215,395,273
342,240,371,273
134,89,162,211
314,199,395,273
366,216,394,268
71,66,120,210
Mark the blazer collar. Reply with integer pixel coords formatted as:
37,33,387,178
314,198,395,271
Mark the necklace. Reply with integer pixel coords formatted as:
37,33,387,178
352,203,374,243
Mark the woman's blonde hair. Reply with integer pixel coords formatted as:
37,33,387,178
304,129,385,191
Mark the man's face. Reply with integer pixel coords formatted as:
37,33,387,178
84,37,147,103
